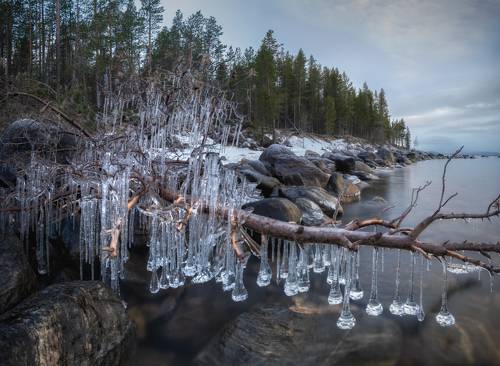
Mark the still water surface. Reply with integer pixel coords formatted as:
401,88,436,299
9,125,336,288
127,157,500,365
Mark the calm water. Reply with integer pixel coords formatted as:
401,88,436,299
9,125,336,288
125,157,500,366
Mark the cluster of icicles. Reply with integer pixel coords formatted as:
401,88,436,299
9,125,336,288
227,240,473,329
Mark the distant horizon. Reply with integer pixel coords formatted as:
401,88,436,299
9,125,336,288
161,0,500,153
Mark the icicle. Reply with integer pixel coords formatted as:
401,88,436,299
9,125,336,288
149,269,160,294
404,252,419,315
232,257,248,302
417,255,425,321
328,246,343,305
256,235,272,287
313,244,325,273
366,247,383,316
284,241,299,296
389,249,404,316
297,246,310,292
276,239,281,284
349,250,364,300
280,241,289,279
337,251,356,330
435,259,455,326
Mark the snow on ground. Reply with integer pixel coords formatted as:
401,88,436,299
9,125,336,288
164,131,376,165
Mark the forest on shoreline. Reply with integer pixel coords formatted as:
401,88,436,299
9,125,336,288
1,0,410,147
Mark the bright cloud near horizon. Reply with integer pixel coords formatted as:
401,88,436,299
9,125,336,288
161,0,500,153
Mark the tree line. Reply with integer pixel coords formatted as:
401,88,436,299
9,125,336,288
0,0,411,147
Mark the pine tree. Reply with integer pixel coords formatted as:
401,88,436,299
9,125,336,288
140,0,164,74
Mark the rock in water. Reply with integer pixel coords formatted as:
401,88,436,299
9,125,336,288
0,281,136,366
278,186,343,218
259,145,330,187
376,147,395,165
0,234,37,314
195,304,401,366
242,198,302,223
293,198,328,225
322,152,356,173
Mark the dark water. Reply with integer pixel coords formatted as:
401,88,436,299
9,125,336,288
125,157,500,366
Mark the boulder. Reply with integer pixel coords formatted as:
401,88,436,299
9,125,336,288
293,198,328,226
376,147,395,165
0,281,136,366
357,150,377,162
195,304,401,366
240,159,271,176
278,186,343,218
0,119,77,188
308,157,336,175
238,168,281,197
242,198,302,223
259,145,330,188
0,234,37,314
322,152,355,173
326,173,360,203
354,160,372,174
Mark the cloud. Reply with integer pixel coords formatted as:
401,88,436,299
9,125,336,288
161,0,500,152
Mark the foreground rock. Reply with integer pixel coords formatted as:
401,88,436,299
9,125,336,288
259,145,330,187
278,186,343,218
242,198,302,223
0,234,37,313
0,281,135,366
195,304,401,366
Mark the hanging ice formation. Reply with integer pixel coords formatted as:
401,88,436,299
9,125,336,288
2,71,477,331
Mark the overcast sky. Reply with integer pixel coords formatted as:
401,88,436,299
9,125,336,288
162,0,500,153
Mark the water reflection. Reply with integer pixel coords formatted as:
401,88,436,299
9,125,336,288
126,158,500,365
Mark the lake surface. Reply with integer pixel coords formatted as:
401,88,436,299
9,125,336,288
125,157,500,365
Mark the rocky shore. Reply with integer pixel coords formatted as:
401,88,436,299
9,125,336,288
0,120,437,365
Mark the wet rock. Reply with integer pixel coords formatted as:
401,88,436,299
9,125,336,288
307,157,336,175
0,119,77,187
354,160,373,174
278,186,343,218
259,145,330,188
239,168,282,196
327,173,361,203
242,198,302,223
0,234,37,314
357,150,377,162
293,198,328,225
322,152,355,173
0,281,135,366
240,159,271,176
195,304,401,366
376,147,395,165
304,150,320,158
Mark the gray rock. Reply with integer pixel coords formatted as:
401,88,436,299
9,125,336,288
240,159,271,176
0,119,77,187
239,168,282,196
260,145,331,188
0,281,136,366
293,198,328,226
195,304,401,366
357,150,377,162
0,234,37,314
354,160,372,173
326,173,360,203
376,147,395,165
322,152,355,173
242,198,302,223
278,186,342,218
